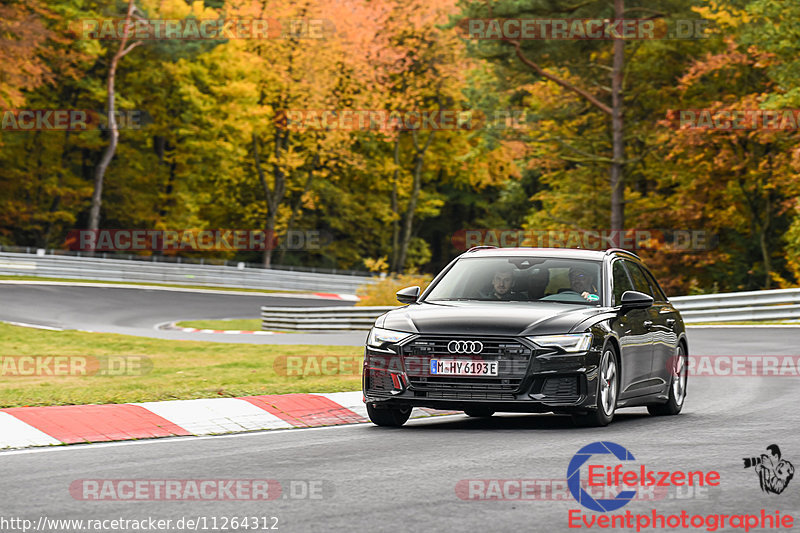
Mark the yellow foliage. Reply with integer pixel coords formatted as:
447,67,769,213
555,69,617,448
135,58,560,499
693,2,751,28
364,256,389,273
356,273,433,306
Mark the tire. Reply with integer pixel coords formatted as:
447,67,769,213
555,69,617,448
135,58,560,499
648,343,688,416
572,345,619,427
464,407,495,418
367,403,412,427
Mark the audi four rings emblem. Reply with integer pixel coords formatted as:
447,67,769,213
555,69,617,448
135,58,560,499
447,340,484,354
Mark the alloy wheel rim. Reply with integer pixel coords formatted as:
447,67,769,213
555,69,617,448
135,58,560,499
599,350,617,415
673,345,687,405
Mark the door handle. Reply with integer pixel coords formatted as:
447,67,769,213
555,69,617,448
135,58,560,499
643,320,653,329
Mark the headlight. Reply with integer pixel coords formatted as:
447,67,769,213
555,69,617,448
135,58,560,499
527,333,593,353
367,327,413,348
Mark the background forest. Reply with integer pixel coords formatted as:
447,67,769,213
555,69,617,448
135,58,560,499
2,0,800,295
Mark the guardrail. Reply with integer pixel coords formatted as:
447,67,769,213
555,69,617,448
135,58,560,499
0,251,375,294
260,289,800,330
261,306,397,330
670,289,800,323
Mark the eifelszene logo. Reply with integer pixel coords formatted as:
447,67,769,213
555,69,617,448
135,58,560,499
567,441,721,512
566,442,796,531
743,444,794,495
568,441,638,512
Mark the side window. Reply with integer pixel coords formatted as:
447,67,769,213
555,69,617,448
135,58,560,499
641,267,668,302
624,261,655,298
612,261,634,305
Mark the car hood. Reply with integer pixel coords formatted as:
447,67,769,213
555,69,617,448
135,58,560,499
377,301,608,336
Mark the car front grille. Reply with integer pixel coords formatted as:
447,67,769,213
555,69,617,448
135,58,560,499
420,390,517,401
402,336,533,396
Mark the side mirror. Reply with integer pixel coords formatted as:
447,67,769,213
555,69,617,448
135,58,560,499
396,286,420,304
619,290,653,310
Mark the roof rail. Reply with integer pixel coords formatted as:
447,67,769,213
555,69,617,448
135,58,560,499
605,248,641,259
467,245,497,253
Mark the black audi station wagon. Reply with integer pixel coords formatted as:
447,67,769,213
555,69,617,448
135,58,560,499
362,247,688,427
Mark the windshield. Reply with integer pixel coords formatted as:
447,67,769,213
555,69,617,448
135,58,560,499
424,256,603,305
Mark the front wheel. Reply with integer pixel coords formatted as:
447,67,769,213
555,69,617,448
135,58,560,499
572,345,619,427
648,343,688,416
367,403,411,427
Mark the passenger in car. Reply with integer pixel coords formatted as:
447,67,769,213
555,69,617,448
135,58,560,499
569,267,599,301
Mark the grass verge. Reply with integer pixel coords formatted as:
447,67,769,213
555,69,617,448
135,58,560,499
175,319,264,330
0,323,362,408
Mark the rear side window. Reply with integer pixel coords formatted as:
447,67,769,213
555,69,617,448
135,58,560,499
612,261,634,306
641,267,668,301
624,261,655,298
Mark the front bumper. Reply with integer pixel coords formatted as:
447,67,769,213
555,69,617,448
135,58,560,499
362,334,603,413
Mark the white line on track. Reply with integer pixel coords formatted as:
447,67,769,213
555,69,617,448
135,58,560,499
0,320,63,331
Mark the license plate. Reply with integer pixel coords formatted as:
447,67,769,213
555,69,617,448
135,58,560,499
430,359,498,376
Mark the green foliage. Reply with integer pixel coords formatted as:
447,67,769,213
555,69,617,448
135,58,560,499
2,0,800,293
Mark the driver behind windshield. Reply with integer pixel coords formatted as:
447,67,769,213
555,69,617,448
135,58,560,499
482,266,514,300
569,267,599,302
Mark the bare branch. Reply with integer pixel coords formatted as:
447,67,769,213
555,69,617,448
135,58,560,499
503,38,612,115
120,40,144,57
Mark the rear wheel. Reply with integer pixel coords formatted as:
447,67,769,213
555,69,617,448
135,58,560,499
367,403,412,427
464,407,495,418
648,343,687,416
572,345,618,427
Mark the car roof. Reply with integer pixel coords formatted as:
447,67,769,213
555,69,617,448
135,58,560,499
461,247,634,261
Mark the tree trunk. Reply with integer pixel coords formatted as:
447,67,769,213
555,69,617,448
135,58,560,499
87,0,141,253
155,135,177,220
44,129,71,246
251,133,282,268
506,4,625,231
760,192,772,289
277,157,316,265
396,131,434,273
390,138,401,272
610,0,625,231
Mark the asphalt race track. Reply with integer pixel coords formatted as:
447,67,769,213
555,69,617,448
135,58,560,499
0,283,365,345
2,327,799,532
